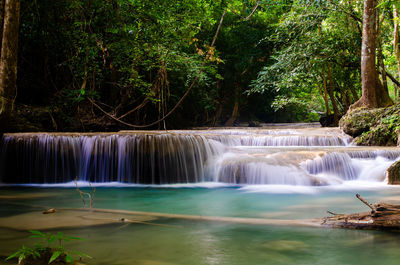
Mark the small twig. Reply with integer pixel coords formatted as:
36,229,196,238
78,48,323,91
243,1,260,21
327,211,342,216
75,178,95,210
228,1,260,21
89,182,96,209
356,194,376,213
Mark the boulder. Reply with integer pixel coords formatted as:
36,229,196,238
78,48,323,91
339,108,384,137
387,160,400,185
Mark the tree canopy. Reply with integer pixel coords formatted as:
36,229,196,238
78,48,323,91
1,0,399,131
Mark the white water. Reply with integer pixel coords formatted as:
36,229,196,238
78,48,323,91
1,126,399,187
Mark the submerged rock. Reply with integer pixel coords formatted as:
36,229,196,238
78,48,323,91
262,240,309,252
387,160,400,185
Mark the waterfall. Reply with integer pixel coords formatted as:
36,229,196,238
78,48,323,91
0,133,223,184
208,135,348,146
1,127,399,185
304,152,359,180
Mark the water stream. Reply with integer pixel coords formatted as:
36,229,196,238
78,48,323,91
1,126,399,186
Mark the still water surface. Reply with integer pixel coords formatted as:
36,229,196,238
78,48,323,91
1,186,400,265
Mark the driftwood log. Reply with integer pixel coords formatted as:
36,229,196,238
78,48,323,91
323,194,400,230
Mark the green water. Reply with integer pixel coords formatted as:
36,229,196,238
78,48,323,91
1,187,400,265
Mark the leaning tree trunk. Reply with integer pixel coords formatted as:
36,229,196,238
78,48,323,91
351,0,392,109
0,0,20,132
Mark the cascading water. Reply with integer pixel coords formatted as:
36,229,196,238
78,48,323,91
0,133,224,184
1,126,399,185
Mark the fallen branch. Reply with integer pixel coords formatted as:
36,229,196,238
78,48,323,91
356,193,376,213
324,194,400,230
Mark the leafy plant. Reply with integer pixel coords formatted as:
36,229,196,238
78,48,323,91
29,230,57,247
5,230,91,264
5,245,42,264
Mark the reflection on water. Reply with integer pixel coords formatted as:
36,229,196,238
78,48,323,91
1,187,400,265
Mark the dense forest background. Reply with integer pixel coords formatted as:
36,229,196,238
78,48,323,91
6,0,400,130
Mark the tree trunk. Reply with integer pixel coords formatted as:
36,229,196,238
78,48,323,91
376,10,388,94
310,66,330,116
0,0,20,131
225,84,240,126
346,71,359,103
394,5,400,102
0,0,4,52
326,63,339,125
315,76,330,116
351,0,392,109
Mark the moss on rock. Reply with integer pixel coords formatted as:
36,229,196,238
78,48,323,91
339,107,384,137
340,105,400,146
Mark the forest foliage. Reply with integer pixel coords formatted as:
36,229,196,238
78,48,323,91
11,0,400,130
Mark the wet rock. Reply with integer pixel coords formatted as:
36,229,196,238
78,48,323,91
339,108,384,137
248,120,261,127
387,160,400,185
42,208,56,214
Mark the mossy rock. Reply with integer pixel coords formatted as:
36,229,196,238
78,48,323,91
387,160,400,185
340,105,400,146
353,105,400,146
339,107,385,137
354,126,398,146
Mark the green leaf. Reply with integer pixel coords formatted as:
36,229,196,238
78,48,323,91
29,230,45,237
29,235,43,239
215,73,224,80
48,250,63,264
65,254,74,264
32,250,41,259
5,250,20,260
48,235,57,244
